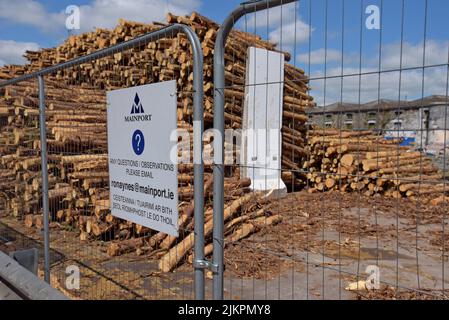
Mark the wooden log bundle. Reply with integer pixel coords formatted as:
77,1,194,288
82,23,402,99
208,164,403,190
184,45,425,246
0,77,109,219
1,12,314,186
0,77,280,269
303,128,446,199
0,13,301,271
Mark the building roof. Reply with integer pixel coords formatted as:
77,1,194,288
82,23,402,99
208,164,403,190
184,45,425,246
308,95,449,115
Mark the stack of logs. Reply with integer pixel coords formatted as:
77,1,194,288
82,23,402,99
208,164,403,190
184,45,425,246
303,128,446,200
0,78,108,221
0,77,284,272
0,12,305,271
16,12,314,178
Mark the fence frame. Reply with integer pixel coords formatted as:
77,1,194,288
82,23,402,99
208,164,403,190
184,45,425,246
212,0,297,300
0,24,206,300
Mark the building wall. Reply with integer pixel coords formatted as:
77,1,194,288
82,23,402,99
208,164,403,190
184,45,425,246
309,110,398,131
427,105,449,147
308,104,449,147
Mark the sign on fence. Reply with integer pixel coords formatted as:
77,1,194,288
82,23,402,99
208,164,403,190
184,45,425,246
107,81,179,237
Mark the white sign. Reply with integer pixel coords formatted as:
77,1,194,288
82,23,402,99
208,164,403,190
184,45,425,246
107,81,179,237
241,47,287,195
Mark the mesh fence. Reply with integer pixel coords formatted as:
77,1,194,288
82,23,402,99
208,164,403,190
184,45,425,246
1,0,449,301
216,0,449,300
0,24,202,300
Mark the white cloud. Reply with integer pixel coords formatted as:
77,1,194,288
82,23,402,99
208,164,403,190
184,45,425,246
297,48,342,65
0,0,200,65
245,2,297,29
268,19,312,47
243,2,312,47
0,0,201,34
311,65,448,107
0,0,65,33
0,40,40,66
306,40,449,106
380,40,449,69
77,0,201,32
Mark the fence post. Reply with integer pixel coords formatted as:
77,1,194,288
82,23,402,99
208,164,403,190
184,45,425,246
213,0,297,300
38,75,51,283
183,26,206,301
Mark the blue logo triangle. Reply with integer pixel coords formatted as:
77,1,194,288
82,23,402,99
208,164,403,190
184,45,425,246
131,93,144,114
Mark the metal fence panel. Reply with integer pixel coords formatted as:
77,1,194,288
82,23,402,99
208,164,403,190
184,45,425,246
213,0,449,300
1,0,449,301
0,24,205,300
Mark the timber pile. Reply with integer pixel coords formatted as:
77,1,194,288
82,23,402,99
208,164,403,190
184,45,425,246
0,76,283,272
303,128,446,199
10,12,314,177
0,12,298,271
0,78,108,219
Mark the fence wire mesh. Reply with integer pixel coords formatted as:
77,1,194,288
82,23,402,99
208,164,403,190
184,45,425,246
0,24,203,300
216,0,449,300
1,0,448,301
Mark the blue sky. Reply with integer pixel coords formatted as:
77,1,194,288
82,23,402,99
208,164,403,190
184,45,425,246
1,0,449,105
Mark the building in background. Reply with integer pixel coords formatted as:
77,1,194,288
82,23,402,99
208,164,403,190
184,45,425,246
307,96,449,151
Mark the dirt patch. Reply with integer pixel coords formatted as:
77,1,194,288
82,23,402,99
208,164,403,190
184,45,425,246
222,191,449,299
1,190,448,300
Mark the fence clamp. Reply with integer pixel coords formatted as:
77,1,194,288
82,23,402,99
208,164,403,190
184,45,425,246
193,259,219,273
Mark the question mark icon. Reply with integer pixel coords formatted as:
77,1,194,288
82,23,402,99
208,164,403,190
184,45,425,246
132,130,145,155
135,135,141,152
